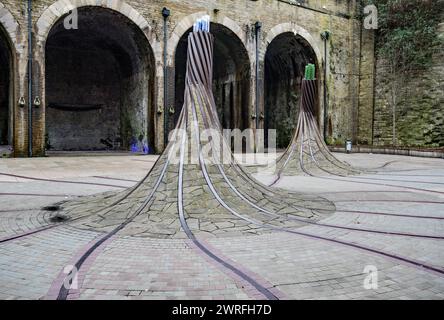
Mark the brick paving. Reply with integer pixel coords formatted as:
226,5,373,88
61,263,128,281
0,153,443,299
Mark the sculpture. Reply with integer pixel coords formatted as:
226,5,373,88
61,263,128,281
51,18,333,299
271,64,363,185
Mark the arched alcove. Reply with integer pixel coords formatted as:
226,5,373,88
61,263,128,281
0,26,12,146
45,7,155,152
174,23,251,131
264,32,319,148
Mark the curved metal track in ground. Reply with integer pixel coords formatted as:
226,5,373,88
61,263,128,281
347,176,444,186
192,77,444,276
376,173,444,177
268,80,444,195
54,134,177,300
334,199,444,204
335,209,444,220
271,130,444,196
0,224,58,244
313,174,444,196
180,87,277,299
4,63,443,298
186,71,444,277
92,176,139,183
50,31,283,300
192,76,444,239
250,89,444,274
1,137,442,289
0,140,182,245
192,108,444,276
175,31,279,299
27,31,283,301
0,192,77,197
2,30,443,301
0,172,127,189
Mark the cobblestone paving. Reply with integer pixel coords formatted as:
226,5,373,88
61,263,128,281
0,153,443,299
76,238,251,300
0,226,100,299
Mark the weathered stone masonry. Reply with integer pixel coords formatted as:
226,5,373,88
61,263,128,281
372,13,444,148
0,0,375,156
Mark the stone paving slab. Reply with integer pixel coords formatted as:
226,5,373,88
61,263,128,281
0,153,443,299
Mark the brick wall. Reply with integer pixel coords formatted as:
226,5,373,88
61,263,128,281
0,0,368,156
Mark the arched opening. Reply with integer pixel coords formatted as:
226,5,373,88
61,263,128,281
264,32,319,148
45,7,155,152
0,26,12,147
174,23,250,131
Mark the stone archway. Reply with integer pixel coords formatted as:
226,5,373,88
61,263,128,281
172,21,251,132
0,2,19,50
39,4,156,152
263,24,321,149
35,0,158,153
35,0,153,44
0,2,17,148
263,23,321,64
0,25,11,146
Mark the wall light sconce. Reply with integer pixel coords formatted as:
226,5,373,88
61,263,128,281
18,96,26,107
162,7,170,18
33,96,41,107
259,112,264,120
157,105,164,114
321,30,331,41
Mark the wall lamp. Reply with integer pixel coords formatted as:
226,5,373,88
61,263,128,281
18,96,26,107
320,30,331,41
33,96,41,107
162,7,170,18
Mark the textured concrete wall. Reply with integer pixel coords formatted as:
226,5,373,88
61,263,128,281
373,18,444,148
0,0,369,156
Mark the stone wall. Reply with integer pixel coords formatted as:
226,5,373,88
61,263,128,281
45,46,121,150
0,27,10,145
44,7,153,151
0,0,370,156
373,18,444,148
357,27,375,145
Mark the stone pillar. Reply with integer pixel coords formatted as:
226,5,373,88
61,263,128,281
13,49,29,157
154,59,165,153
256,60,265,130
0,3,27,157
32,39,45,156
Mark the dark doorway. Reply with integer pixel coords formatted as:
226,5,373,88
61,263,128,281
264,32,318,148
0,27,11,146
174,23,250,132
45,7,155,152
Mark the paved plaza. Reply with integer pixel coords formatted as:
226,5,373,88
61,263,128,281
0,153,443,300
